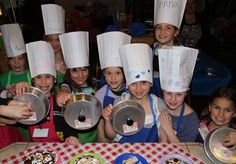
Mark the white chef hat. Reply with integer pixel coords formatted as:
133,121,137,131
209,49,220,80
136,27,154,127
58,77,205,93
158,46,198,92
26,41,56,78
97,31,131,70
119,43,152,86
154,0,187,28
59,31,89,68
41,4,65,35
0,23,26,58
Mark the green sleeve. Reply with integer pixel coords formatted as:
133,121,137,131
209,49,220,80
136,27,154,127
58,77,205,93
55,71,64,92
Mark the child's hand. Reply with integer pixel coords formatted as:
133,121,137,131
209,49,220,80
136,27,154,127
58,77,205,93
102,104,113,121
5,100,33,120
223,132,236,147
65,136,80,145
56,91,71,107
14,82,29,95
159,111,175,134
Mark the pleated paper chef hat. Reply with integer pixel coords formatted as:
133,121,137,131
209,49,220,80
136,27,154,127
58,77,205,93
119,43,152,86
59,31,89,68
158,46,198,92
0,23,26,57
154,0,187,28
97,31,131,70
41,4,65,35
26,41,56,78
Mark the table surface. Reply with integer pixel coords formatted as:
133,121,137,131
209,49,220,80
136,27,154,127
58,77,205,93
0,142,214,163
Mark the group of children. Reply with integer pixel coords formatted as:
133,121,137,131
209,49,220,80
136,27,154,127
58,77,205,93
0,0,236,150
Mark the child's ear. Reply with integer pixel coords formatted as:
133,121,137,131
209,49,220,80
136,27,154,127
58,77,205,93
233,111,236,118
174,30,180,37
208,104,211,112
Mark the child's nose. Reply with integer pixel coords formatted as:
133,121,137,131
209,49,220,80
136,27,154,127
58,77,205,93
136,83,142,91
41,78,47,84
219,109,225,116
111,74,116,80
171,95,176,101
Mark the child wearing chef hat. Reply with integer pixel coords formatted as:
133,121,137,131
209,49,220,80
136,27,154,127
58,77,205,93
158,46,199,143
151,0,187,97
102,43,166,142
95,31,131,142
0,23,31,99
14,41,79,144
56,31,98,143
0,23,33,143
14,41,60,143
41,3,66,74
153,0,187,48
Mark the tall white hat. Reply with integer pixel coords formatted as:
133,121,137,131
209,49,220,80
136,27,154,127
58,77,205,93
97,31,131,69
158,46,198,92
154,0,187,28
41,4,65,35
26,41,56,78
119,43,152,86
0,23,26,57
59,31,89,68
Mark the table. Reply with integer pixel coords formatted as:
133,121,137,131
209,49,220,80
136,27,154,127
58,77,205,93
151,52,231,96
0,142,213,163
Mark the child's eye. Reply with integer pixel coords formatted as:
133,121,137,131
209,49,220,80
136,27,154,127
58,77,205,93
156,26,161,29
213,105,220,110
115,72,121,75
165,92,171,95
141,81,148,84
72,68,77,72
81,68,87,71
106,72,112,76
225,108,233,113
35,75,41,79
46,74,51,78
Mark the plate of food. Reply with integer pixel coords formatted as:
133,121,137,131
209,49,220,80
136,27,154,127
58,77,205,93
24,149,60,164
158,153,193,164
70,152,104,164
114,153,148,164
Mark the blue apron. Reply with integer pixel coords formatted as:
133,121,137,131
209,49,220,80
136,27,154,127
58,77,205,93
103,85,115,108
119,95,158,143
175,104,185,137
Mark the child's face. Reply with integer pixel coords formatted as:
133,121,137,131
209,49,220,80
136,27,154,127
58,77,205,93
104,67,124,90
154,23,179,46
32,74,55,96
128,81,151,100
45,34,61,54
70,67,89,87
8,54,26,73
210,97,236,127
163,91,187,110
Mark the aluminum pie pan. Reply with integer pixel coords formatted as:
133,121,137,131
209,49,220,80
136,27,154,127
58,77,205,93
110,100,145,136
64,93,102,130
14,86,50,125
204,127,236,164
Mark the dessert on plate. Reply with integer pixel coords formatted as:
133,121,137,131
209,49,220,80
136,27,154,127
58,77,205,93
24,149,59,164
70,152,104,164
74,155,100,164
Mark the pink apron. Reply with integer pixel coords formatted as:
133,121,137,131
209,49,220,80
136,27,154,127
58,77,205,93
29,96,60,142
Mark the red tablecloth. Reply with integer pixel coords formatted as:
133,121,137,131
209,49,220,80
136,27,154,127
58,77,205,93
1,142,204,163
